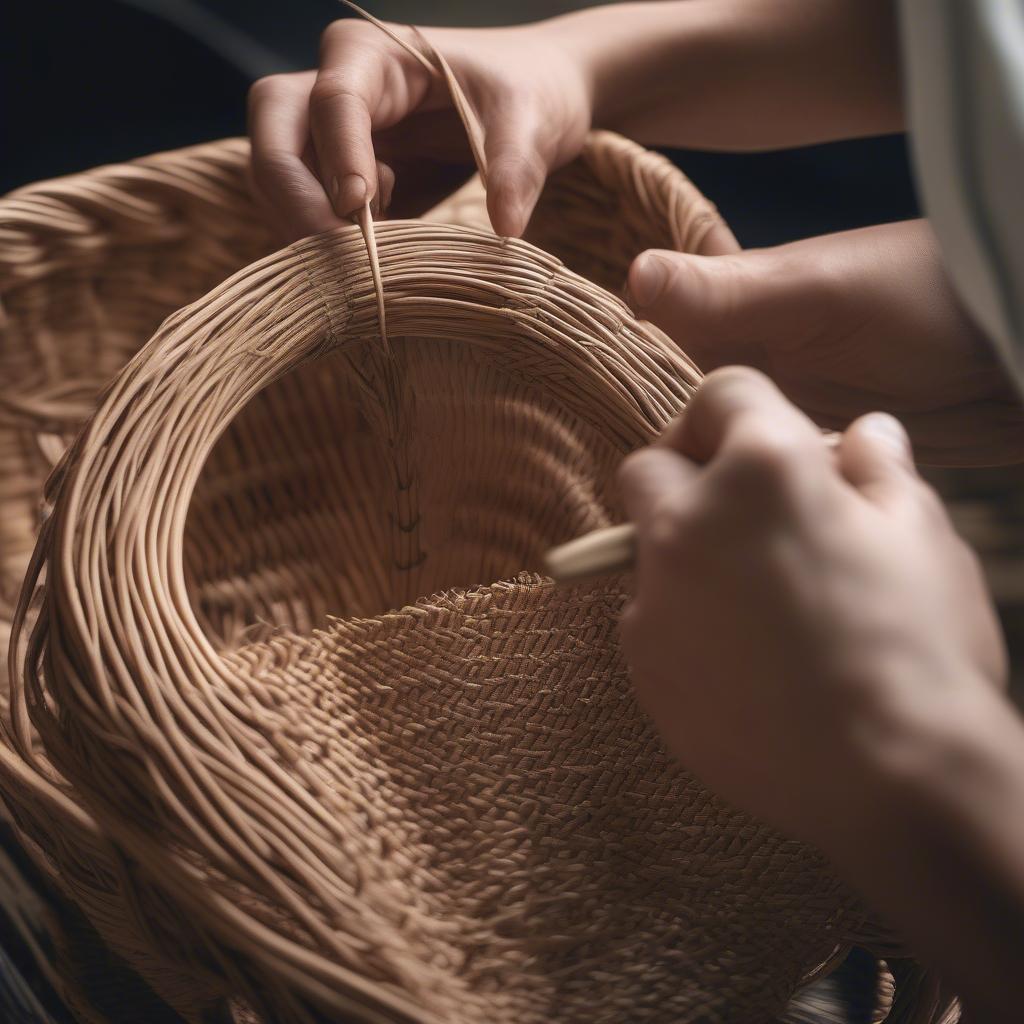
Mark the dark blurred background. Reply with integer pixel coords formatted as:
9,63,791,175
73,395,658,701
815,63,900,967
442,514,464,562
2,0,920,248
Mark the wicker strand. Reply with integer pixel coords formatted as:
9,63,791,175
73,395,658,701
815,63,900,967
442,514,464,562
354,200,389,355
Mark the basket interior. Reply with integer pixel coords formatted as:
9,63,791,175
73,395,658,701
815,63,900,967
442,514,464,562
0,132,695,624
185,336,626,647
165,322,850,1021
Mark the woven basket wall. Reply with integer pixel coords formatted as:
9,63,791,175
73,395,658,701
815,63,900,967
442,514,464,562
0,133,917,1024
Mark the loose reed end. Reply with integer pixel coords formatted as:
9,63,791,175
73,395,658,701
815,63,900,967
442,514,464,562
544,522,636,584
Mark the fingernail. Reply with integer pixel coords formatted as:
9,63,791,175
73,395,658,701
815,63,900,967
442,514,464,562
860,412,911,458
495,194,528,238
629,253,669,308
508,202,528,238
378,180,393,216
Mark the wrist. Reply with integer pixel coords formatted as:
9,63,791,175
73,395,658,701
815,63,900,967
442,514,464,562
820,682,1024,1019
546,2,713,136
823,680,1024,874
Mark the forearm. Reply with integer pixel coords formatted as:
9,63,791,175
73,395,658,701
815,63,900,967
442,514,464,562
827,687,1024,1022
550,0,903,150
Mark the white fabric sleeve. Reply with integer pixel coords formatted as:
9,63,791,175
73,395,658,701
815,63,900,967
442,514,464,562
898,0,1024,391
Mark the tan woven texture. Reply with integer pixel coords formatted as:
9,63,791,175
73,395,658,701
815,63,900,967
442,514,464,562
0,132,905,1024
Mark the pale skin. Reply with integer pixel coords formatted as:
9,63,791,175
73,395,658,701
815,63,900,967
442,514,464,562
248,2,1024,1019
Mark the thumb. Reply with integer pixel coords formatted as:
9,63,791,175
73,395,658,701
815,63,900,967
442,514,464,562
628,239,840,374
627,249,769,369
838,412,917,505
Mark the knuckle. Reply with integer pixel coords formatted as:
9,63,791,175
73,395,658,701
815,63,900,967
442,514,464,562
617,448,666,503
725,423,805,491
248,73,290,110
703,365,770,393
659,253,695,293
320,18,394,68
321,17,375,49
644,502,691,561
308,77,348,113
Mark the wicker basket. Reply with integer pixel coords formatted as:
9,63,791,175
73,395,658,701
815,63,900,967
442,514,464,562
0,133,944,1024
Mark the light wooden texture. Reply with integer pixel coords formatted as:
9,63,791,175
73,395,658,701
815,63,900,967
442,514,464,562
0,103,949,1024
3,206,877,1023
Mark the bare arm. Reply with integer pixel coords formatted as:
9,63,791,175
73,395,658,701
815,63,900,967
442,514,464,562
831,691,1024,1022
564,0,903,150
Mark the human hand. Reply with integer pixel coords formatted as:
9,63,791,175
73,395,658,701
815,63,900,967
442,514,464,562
618,367,1007,852
627,220,1024,465
246,16,594,241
